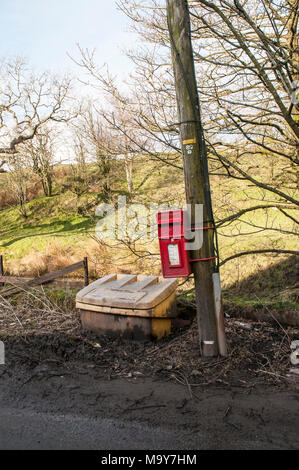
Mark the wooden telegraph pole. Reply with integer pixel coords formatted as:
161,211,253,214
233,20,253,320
166,0,227,357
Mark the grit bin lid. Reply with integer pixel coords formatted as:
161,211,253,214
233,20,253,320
76,274,178,310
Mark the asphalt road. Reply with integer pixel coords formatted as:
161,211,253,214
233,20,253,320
0,403,295,450
1,363,298,450
0,406,207,450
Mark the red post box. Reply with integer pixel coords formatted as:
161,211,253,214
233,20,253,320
157,209,191,278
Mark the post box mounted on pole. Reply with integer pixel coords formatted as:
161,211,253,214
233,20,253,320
157,210,191,278
157,208,227,357
157,209,217,279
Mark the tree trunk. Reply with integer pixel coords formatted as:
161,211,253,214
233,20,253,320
287,1,299,185
125,157,134,193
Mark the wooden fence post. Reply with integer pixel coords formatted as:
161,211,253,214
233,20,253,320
0,255,4,287
83,257,89,287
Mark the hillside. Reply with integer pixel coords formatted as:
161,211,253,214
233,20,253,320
0,158,298,320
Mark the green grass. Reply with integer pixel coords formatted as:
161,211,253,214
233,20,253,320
0,193,96,259
0,159,186,262
223,294,298,311
179,285,299,313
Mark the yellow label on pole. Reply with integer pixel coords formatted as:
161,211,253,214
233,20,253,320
183,138,196,145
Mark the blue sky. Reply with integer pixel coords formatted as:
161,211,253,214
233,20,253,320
0,0,138,78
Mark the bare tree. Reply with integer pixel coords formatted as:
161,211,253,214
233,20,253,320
0,57,75,159
116,0,299,191
75,47,183,173
0,160,6,173
20,127,56,197
75,107,115,203
6,155,33,218
63,138,91,213
186,0,299,200
115,0,299,260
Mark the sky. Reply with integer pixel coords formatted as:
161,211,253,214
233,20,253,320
0,0,138,78
0,0,141,163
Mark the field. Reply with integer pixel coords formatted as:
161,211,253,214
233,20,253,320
0,158,298,322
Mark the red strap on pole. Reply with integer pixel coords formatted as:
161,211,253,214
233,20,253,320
190,256,217,262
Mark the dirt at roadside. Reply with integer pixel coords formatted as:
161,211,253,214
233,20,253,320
0,293,299,450
1,305,298,387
